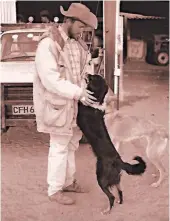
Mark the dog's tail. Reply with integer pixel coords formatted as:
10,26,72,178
121,156,146,175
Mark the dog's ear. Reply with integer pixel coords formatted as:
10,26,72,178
99,85,108,104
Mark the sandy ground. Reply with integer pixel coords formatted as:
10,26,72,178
1,61,169,221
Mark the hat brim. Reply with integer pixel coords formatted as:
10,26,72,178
60,5,97,29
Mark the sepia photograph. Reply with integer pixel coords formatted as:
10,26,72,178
0,0,169,221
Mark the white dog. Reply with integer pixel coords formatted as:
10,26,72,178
104,89,168,188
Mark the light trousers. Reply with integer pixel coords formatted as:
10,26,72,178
47,127,82,196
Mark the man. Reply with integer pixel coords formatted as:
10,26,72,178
40,10,52,23
33,3,98,205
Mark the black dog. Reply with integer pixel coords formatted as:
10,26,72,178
77,74,146,215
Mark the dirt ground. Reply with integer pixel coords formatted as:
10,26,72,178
1,61,169,221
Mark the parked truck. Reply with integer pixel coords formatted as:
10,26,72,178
146,34,169,66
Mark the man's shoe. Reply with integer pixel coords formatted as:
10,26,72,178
63,180,88,193
49,191,75,205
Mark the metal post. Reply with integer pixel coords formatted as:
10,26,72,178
104,0,117,90
117,76,120,110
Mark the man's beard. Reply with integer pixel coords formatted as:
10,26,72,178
68,27,80,40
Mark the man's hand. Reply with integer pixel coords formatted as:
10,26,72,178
79,89,97,106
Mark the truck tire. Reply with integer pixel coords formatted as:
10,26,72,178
155,50,169,66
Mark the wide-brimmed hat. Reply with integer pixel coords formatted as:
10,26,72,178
60,3,98,29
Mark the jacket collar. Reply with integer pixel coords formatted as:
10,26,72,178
58,25,69,42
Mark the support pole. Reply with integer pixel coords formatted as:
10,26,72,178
104,0,117,90
113,2,124,108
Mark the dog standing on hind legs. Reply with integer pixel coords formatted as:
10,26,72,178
95,155,146,215
96,160,124,215
77,74,147,215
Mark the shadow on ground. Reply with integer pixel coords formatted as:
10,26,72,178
119,95,150,108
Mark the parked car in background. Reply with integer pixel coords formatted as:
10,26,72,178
146,34,169,66
0,26,47,132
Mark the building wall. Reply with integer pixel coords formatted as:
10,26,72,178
0,0,16,23
16,1,103,23
129,19,169,41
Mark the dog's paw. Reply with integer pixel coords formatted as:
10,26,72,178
151,182,160,188
117,200,123,204
101,207,111,215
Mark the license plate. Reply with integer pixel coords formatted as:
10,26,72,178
12,105,34,115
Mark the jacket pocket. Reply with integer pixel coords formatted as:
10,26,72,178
43,101,67,127
44,91,67,106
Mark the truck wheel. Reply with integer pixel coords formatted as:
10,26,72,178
155,50,169,66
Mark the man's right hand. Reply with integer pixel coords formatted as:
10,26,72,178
79,89,97,106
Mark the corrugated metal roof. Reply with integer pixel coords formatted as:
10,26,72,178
120,12,165,20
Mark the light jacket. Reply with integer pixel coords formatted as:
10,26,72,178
33,25,93,135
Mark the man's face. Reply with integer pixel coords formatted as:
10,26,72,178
68,20,86,40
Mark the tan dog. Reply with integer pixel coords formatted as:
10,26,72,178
104,89,168,188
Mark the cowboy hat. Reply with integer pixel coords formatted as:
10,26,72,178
60,3,98,29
